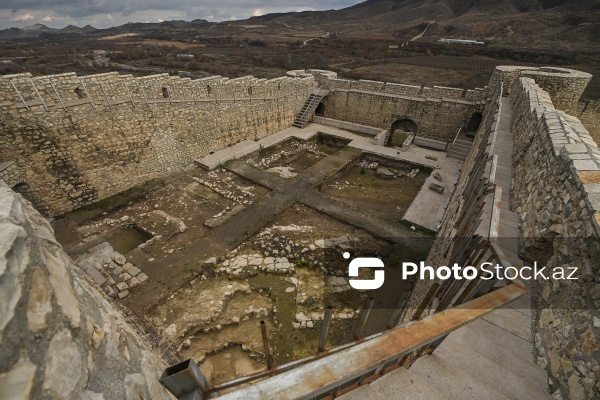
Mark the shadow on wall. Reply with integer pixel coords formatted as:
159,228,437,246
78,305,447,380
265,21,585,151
387,119,418,147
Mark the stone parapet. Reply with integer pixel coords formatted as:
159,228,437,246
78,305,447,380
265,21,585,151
0,183,171,399
489,66,591,113
510,77,600,399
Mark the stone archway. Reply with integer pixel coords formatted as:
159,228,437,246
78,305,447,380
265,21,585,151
315,102,325,116
387,118,418,147
465,113,482,137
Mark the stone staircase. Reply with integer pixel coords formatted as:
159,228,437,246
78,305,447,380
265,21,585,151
446,138,473,161
341,304,552,400
293,92,325,128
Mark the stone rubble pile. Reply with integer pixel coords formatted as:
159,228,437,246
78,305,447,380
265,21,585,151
95,252,149,299
192,170,255,205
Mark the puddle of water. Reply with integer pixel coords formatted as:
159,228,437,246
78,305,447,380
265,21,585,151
106,226,152,254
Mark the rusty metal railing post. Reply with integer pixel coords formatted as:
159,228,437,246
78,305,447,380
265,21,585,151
354,297,374,340
387,290,410,329
260,320,274,369
318,306,334,353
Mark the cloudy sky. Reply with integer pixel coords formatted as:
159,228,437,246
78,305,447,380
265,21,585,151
0,0,361,30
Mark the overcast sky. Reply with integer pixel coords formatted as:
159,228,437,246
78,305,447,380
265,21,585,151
0,0,361,30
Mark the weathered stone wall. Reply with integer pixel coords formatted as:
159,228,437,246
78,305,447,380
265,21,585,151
287,69,337,87
0,161,25,188
489,66,592,114
574,99,600,145
318,84,484,141
400,83,503,321
0,72,313,216
0,182,171,400
510,77,600,399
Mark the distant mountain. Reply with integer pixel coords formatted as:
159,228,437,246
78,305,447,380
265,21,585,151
58,24,97,33
0,1,598,46
21,23,55,32
245,0,600,45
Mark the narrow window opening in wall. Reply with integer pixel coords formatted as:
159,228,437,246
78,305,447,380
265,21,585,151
248,87,253,96
162,87,169,98
207,85,212,95
74,87,85,99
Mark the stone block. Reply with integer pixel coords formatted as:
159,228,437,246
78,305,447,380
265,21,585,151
116,282,129,291
118,273,132,282
573,160,599,171
375,167,394,179
112,253,126,266
137,273,148,283
588,194,600,211
84,265,107,288
429,183,445,193
103,285,117,298
577,171,600,183
564,143,587,154
118,290,130,299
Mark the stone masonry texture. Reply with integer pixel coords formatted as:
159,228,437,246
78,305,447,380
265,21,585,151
0,181,172,400
0,71,313,216
405,66,599,398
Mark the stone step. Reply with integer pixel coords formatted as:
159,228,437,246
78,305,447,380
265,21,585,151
447,149,469,156
445,318,535,363
451,142,472,150
482,307,532,341
447,152,467,161
434,338,552,399
369,367,450,400
439,326,547,389
410,353,511,400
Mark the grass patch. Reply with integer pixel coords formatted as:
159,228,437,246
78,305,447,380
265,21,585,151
390,131,409,147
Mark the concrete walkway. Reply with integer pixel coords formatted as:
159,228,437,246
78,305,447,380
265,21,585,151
341,95,549,400
196,122,462,232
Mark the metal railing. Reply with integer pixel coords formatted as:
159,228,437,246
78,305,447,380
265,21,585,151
294,91,325,127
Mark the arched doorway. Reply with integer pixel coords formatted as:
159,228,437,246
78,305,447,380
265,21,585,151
387,119,418,147
465,113,482,137
315,102,325,116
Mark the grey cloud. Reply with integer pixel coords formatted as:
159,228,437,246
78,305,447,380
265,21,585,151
2,0,359,24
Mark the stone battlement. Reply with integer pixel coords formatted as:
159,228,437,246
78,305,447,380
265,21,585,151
0,71,313,113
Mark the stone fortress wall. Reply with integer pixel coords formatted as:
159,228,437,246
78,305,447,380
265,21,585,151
0,66,599,398
311,74,488,141
510,77,600,398
0,182,172,399
403,65,599,399
574,99,600,145
0,71,314,216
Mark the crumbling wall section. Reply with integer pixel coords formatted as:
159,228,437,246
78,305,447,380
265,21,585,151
0,183,171,400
